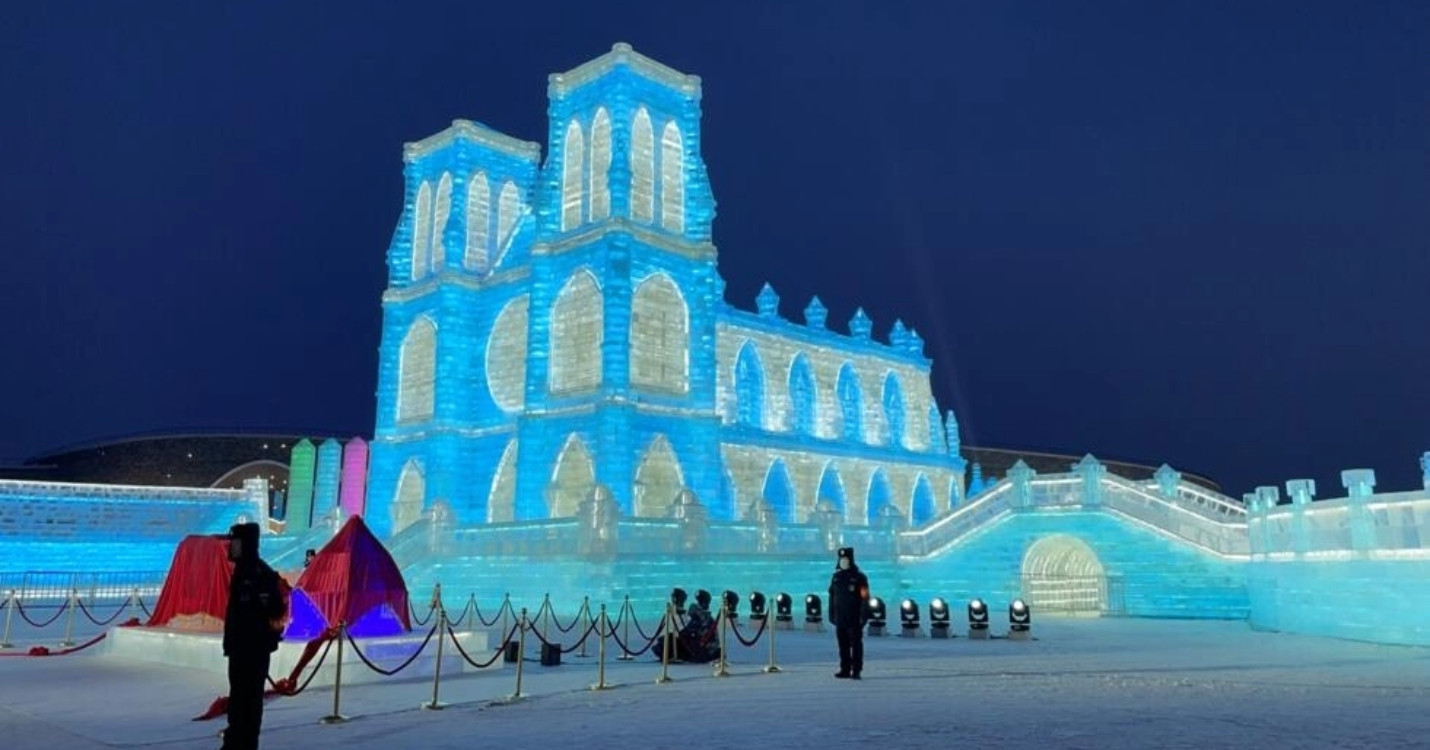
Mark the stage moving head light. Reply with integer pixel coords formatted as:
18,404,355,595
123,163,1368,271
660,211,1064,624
748,591,767,620
774,593,793,622
968,598,990,639
1009,599,1032,640
929,597,951,638
867,597,887,627
899,598,921,636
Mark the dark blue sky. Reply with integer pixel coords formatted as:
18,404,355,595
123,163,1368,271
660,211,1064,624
2,1,1427,495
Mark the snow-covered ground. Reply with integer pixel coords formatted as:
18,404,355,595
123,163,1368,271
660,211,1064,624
2,615,1428,750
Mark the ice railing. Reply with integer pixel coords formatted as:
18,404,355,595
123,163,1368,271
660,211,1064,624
899,458,1250,559
0,478,252,504
0,478,267,540
1100,476,1249,557
898,482,1016,558
1246,465,1430,560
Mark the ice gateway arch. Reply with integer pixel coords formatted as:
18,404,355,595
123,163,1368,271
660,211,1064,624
367,43,965,538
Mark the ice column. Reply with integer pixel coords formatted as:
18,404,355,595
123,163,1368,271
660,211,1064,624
1154,464,1181,498
339,437,369,519
1286,479,1316,556
286,439,317,532
243,477,270,531
577,484,620,557
1256,486,1282,553
670,488,708,554
312,439,342,521
1073,455,1106,508
1341,469,1376,552
1008,459,1035,509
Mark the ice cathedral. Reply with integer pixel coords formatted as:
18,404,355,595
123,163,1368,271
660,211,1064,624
366,43,966,539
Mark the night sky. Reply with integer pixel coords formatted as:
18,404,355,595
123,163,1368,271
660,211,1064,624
2,1,1427,496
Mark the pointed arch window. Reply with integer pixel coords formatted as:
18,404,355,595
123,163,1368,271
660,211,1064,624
496,180,521,252
464,171,490,272
789,354,816,436
431,172,453,272
882,372,906,449
561,119,585,231
734,341,765,428
836,363,862,442
589,108,611,221
549,271,603,394
660,121,684,233
630,274,689,393
397,317,437,423
630,108,655,223
411,181,432,280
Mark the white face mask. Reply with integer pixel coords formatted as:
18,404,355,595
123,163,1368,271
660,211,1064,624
838,558,851,570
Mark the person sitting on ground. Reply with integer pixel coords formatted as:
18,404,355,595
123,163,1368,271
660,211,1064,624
675,589,720,663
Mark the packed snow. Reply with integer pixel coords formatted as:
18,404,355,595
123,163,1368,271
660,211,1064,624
2,615,1428,749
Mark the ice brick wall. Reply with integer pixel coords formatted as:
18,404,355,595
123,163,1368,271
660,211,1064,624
1247,465,1430,645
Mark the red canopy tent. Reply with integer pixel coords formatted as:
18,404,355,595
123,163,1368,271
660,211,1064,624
145,535,233,630
285,516,411,639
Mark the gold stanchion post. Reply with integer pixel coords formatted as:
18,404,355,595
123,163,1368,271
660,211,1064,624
321,622,349,724
508,607,528,701
763,609,781,673
423,606,448,710
713,599,731,677
1,590,16,649
590,604,614,691
656,602,674,684
616,596,634,661
61,589,77,647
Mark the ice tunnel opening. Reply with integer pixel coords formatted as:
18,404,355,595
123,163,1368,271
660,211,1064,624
1020,534,1107,615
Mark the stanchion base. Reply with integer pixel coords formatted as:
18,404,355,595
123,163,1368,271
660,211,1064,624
421,702,448,711
712,666,731,678
0,643,13,649
60,641,76,648
762,665,782,673
616,655,635,661
655,675,673,684
320,715,350,725
498,693,525,704
589,682,617,691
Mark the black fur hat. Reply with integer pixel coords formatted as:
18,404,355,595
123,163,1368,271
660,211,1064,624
837,547,855,562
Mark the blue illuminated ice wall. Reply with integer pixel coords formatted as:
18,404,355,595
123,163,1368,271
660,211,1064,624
1245,462,1430,646
367,43,967,538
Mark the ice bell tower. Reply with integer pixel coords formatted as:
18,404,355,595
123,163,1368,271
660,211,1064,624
513,43,725,520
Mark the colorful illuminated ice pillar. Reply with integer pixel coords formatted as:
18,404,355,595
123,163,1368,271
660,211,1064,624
312,439,342,521
286,439,317,531
340,437,370,518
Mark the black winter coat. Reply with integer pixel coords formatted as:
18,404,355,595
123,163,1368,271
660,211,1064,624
828,566,870,627
223,560,287,657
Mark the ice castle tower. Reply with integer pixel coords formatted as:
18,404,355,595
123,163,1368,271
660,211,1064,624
367,44,965,538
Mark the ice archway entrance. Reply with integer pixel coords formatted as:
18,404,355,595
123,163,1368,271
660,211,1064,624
1020,535,1107,615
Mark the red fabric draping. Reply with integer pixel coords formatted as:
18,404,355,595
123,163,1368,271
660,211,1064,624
145,535,233,629
296,516,411,632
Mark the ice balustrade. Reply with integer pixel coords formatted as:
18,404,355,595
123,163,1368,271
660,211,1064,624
1245,461,1430,645
1247,469,1430,560
898,459,1248,559
0,478,267,542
